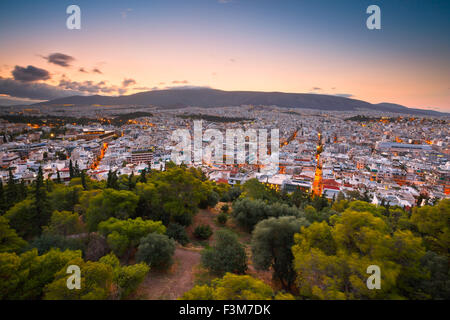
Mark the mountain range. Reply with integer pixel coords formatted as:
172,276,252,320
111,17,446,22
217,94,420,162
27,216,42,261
34,88,447,116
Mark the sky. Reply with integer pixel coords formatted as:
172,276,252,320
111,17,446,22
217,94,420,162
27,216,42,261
0,0,449,111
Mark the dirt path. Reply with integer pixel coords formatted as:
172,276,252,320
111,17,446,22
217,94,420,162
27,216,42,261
135,246,201,300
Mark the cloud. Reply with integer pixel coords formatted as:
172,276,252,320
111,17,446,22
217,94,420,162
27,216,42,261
43,53,75,67
334,93,354,98
92,68,103,74
171,80,189,84
229,58,236,63
311,87,321,91
218,0,233,3
0,78,81,100
59,79,127,95
0,95,45,106
134,86,152,91
158,82,165,85
79,67,87,73
165,85,212,90
12,65,51,82
122,78,136,87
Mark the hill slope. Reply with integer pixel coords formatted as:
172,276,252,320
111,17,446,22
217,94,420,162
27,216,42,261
36,88,447,116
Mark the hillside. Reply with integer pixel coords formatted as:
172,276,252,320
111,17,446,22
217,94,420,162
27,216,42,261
35,88,447,116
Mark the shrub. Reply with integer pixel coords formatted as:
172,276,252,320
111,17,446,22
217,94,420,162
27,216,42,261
136,233,176,269
194,225,213,240
221,204,229,213
217,212,228,225
201,229,247,275
166,223,189,246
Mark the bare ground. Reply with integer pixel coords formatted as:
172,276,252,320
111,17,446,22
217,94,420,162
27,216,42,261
134,246,201,300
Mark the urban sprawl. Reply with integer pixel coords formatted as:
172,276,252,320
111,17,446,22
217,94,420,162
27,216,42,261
1,104,449,207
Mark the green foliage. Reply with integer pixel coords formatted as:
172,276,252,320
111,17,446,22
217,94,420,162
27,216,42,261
217,212,228,225
5,199,40,239
194,224,213,240
232,198,304,232
98,217,165,258
221,204,229,213
44,256,113,300
411,199,449,256
85,189,139,231
48,185,83,213
136,233,176,269
43,210,84,236
0,216,27,253
292,207,426,299
166,223,189,246
99,253,150,299
30,233,86,255
201,229,247,275
251,216,309,290
0,249,81,299
135,166,210,226
182,273,294,300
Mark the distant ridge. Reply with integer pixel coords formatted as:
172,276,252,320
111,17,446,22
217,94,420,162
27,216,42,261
35,88,448,116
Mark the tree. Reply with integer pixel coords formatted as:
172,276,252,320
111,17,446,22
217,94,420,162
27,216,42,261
44,256,113,300
69,160,74,179
182,273,294,300
80,170,87,190
34,166,51,229
251,216,309,290
43,210,84,236
85,189,139,231
98,217,165,259
194,224,213,240
5,167,17,208
0,180,6,213
139,168,147,183
48,184,83,213
232,198,304,232
0,248,80,299
136,233,176,269
411,199,449,256
292,207,426,299
56,170,61,184
201,229,247,275
166,223,189,246
5,199,40,239
99,253,149,299
0,216,27,253
128,172,136,190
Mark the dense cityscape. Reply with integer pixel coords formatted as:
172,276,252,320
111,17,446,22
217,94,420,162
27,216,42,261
1,105,448,205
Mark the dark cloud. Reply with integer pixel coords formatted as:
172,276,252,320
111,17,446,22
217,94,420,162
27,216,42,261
44,53,75,67
122,78,136,87
311,87,321,91
12,65,51,82
171,80,189,84
79,67,87,73
92,68,103,74
59,79,127,95
334,93,354,98
0,78,81,100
